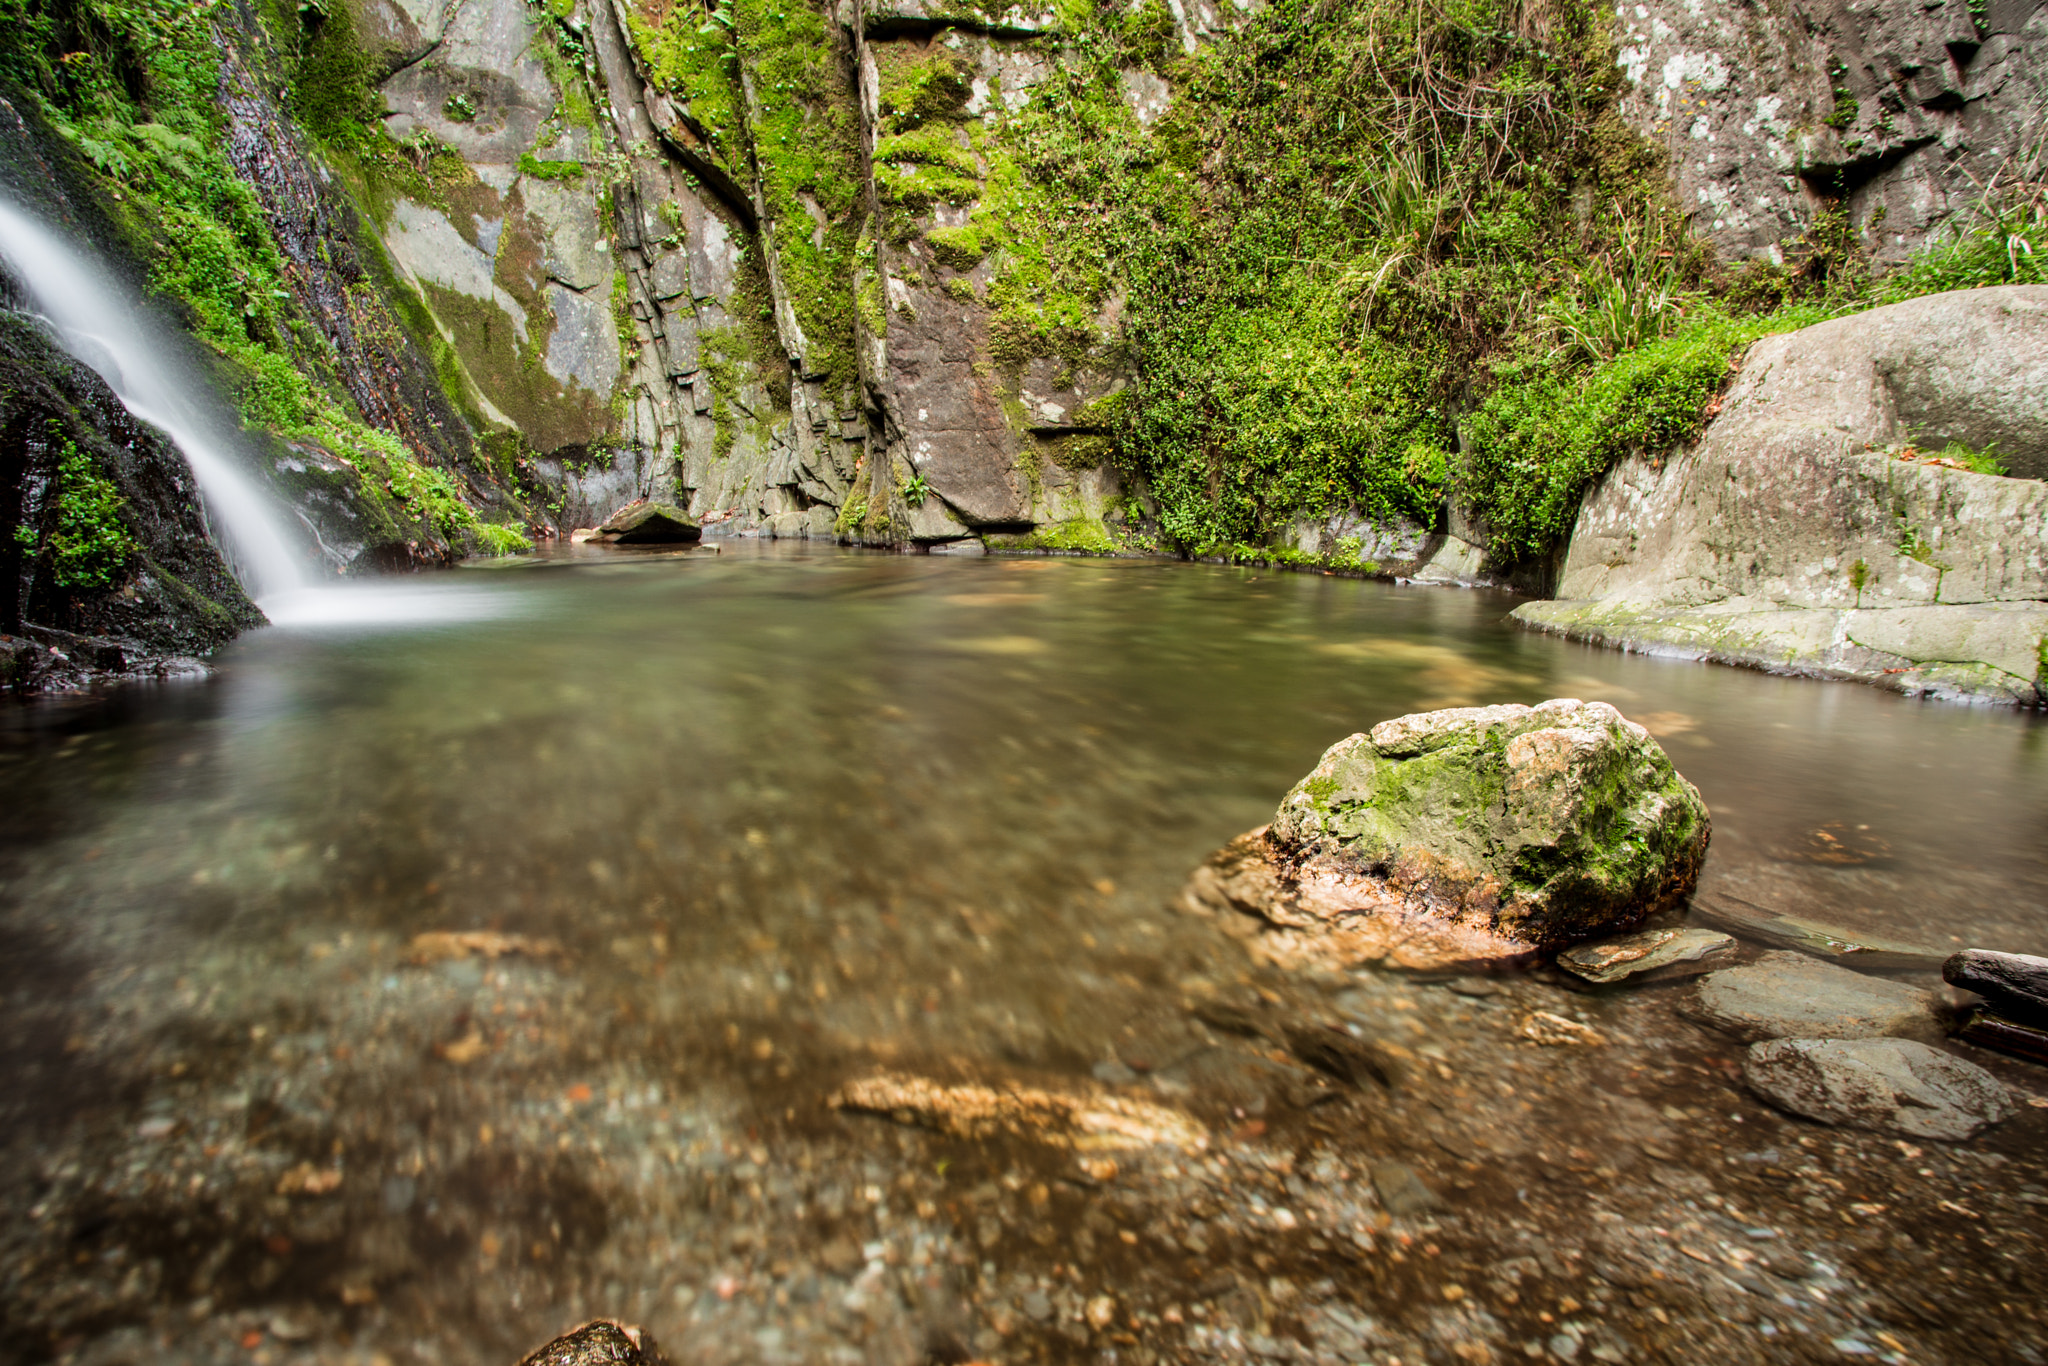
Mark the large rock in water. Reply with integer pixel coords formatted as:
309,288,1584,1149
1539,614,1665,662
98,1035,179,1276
1181,700,1710,970
1516,286,2048,706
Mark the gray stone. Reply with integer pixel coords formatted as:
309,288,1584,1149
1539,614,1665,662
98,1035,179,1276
1557,927,1735,984
1944,949,2048,1023
1744,1038,2017,1140
1517,287,2048,707
1686,952,1940,1043
1370,1162,1437,1217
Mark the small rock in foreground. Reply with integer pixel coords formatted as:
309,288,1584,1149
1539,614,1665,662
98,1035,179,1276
1557,926,1735,984
1685,952,1940,1043
517,1320,668,1366
1371,1161,1438,1216
1744,1038,2017,1141
1944,949,2048,1024
593,502,702,544
1181,700,1710,971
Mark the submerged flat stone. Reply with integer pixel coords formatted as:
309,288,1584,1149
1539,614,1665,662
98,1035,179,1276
1691,890,1945,971
1685,952,1940,1043
1744,1038,2016,1141
1183,699,1710,970
1557,927,1735,984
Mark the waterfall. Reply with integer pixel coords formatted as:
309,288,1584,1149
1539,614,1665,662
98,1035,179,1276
0,197,311,603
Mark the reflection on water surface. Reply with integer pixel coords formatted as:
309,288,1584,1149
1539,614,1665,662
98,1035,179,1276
2,547,2043,1365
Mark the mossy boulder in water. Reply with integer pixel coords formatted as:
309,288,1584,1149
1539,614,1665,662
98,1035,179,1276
1182,700,1710,970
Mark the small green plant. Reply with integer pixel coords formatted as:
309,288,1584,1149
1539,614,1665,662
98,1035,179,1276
1849,558,1869,600
442,92,478,123
901,469,932,507
39,428,137,591
474,521,534,555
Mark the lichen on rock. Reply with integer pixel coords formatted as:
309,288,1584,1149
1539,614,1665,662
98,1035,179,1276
1183,699,1710,971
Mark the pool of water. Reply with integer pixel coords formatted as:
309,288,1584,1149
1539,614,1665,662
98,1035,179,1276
3,546,2044,1364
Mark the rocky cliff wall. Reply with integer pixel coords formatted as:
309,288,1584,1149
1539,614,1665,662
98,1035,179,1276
1617,0,2047,267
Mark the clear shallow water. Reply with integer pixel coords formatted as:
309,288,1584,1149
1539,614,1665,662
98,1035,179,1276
3,548,2046,1363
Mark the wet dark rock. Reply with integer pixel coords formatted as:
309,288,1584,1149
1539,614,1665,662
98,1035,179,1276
1944,949,2048,1025
516,1320,668,1366
1685,952,1941,1043
594,501,702,544
1743,1038,2016,1140
1557,926,1734,984
1955,1009,2048,1067
1182,701,1710,971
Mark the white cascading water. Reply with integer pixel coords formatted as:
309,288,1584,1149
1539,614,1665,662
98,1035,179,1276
0,198,508,628
0,197,311,602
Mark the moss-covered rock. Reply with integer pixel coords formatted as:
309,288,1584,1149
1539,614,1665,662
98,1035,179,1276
1183,700,1710,970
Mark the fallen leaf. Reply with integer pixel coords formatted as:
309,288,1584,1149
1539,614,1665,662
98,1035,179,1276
435,1029,488,1065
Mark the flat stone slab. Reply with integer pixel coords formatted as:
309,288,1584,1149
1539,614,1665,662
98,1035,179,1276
1744,1038,2016,1141
1685,951,1939,1043
1557,927,1735,984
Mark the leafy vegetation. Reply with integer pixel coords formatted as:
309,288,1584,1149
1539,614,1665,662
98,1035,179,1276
33,423,138,589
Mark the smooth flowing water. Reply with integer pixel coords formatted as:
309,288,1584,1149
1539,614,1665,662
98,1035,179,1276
0,199,310,602
3,549,2044,1365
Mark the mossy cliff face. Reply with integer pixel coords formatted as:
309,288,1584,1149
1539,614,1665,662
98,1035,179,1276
1180,700,1710,971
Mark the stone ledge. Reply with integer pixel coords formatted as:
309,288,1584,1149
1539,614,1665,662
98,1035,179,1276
1513,598,2047,707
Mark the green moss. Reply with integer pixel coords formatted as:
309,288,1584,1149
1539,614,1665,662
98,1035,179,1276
925,223,988,271
517,152,587,180
1011,517,1117,553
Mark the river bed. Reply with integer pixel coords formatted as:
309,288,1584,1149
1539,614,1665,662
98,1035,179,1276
2,547,2044,1366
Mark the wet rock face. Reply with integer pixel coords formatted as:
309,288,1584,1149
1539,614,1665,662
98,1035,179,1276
1743,1038,2017,1141
0,313,261,682
1184,700,1711,970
